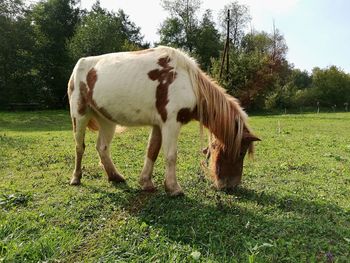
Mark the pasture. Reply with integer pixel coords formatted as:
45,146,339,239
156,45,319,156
0,111,349,262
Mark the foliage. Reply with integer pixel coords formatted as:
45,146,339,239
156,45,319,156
0,0,147,109
0,0,349,110
266,66,350,110
158,17,186,49
311,66,350,106
0,0,38,108
0,111,349,261
69,2,147,62
212,30,290,110
0,0,25,18
160,0,201,52
30,0,80,108
159,1,221,69
195,10,222,70
219,1,251,48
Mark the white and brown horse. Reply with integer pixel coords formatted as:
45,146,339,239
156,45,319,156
67,46,260,196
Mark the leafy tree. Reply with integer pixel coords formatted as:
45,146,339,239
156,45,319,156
159,2,220,70
69,1,147,61
219,1,251,48
158,17,186,48
311,66,350,106
0,0,38,108
30,0,80,107
0,0,24,18
212,30,290,109
289,69,312,90
117,9,146,46
160,0,201,52
195,10,221,70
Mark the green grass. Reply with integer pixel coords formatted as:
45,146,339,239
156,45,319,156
0,110,349,262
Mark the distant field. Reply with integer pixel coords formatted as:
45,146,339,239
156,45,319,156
0,111,349,262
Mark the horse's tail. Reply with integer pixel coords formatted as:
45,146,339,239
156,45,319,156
87,118,125,133
87,118,99,131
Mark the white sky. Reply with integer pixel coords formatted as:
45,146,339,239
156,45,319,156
26,0,350,73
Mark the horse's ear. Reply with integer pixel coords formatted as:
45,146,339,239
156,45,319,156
243,132,261,142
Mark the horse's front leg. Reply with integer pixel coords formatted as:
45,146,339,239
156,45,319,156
139,125,162,192
161,122,183,196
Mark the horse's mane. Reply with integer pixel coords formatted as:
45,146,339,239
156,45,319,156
155,46,252,160
196,71,252,159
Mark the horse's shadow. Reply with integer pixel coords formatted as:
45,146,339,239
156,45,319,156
86,182,350,261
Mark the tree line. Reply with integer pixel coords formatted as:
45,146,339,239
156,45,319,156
1,0,350,111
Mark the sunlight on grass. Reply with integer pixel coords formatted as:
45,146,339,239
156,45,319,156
0,111,349,262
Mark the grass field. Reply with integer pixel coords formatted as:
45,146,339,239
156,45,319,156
0,110,349,262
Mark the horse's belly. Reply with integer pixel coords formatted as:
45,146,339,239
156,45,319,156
92,81,157,126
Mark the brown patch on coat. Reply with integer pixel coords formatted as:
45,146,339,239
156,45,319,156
147,126,162,162
148,56,177,122
77,68,97,115
176,107,197,124
77,67,114,122
86,68,116,122
78,81,88,115
86,68,97,102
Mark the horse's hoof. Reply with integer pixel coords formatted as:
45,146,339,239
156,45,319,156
142,185,157,192
167,189,184,197
108,173,126,183
70,178,81,185
139,180,157,192
165,182,184,197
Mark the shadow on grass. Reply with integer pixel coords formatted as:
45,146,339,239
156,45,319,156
0,110,72,132
120,185,350,261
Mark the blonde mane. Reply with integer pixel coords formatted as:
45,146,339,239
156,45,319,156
156,46,251,160
196,71,250,159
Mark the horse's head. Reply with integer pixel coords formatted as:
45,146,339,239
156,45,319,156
203,131,260,190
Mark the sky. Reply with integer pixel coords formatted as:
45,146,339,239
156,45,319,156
27,0,350,73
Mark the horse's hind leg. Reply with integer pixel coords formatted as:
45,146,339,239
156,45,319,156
139,125,162,192
70,116,89,185
95,116,125,183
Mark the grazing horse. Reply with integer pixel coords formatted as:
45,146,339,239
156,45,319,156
67,46,260,196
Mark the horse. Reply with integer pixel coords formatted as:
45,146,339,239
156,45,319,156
67,46,260,196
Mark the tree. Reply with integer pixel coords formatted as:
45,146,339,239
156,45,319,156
312,66,350,106
158,17,186,48
69,1,147,61
220,1,251,48
290,69,312,90
0,0,38,108
0,0,25,18
30,0,80,107
195,10,221,70
159,2,220,70
160,0,201,52
212,30,291,109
